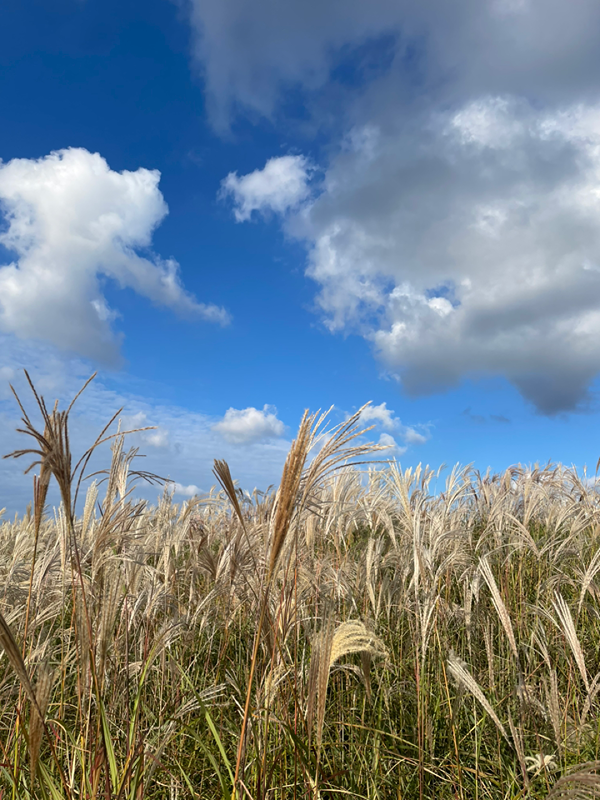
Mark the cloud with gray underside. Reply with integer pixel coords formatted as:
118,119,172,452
203,0,600,414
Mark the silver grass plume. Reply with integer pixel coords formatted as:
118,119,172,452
307,619,387,752
447,651,511,746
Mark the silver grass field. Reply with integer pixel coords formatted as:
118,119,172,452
2,378,600,799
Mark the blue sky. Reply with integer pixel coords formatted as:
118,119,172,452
2,0,600,513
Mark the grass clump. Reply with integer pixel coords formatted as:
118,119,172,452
1,374,600,799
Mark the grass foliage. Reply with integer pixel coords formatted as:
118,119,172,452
2,376,600,798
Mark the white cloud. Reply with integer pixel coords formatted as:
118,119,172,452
359,401,396,430
358,401,429,449
0,148,229,363
146,428,170,448
213,404,286,444
221,155,312,221
171,482,201,498
403,427,428,446
378,432,406,457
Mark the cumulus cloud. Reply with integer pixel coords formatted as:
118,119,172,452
220,155,312,221
0,148,229,363
358,401,429,449
203,0,600,414
378,432,406,457
359,402,395,430
171,482,201,498
213,404,286,444
293,98,600,414
187,0,404,126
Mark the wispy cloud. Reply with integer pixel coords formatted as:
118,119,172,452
462,408,511,425
378,432,407,457
359,401,396,430
0,336,290,514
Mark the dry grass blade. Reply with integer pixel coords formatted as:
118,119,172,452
447,652,511,745
479,557,519,661
232,411,315,794
29,665,55,776
233,406,382,795
4,370,162,516
307,615,334,754
553,593,590,692
0,609,38,706
546,762,600,799
269,403,383,578
4,371,80,516
213,459,248,534
508,714,530,788
23,451,52,645
300,403,383,497
578,547,600,616
0,610,71,797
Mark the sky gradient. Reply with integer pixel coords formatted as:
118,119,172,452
2,0,600,514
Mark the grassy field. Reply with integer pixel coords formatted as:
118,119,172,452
2,377,600,799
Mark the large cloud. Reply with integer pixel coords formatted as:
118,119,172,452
187,0,402,126
188,0,600,126
291,98,600,414
0,148,229,363
209,0,600,414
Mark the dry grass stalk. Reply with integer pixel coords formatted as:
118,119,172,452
231,405,382,796
0,609,38,707
29,664,55,776
213,459,248,535
479,557,519,661
552,593,590,692
447,652,511,745
0,609,71,797
578,546,600,615
268,409,315,577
